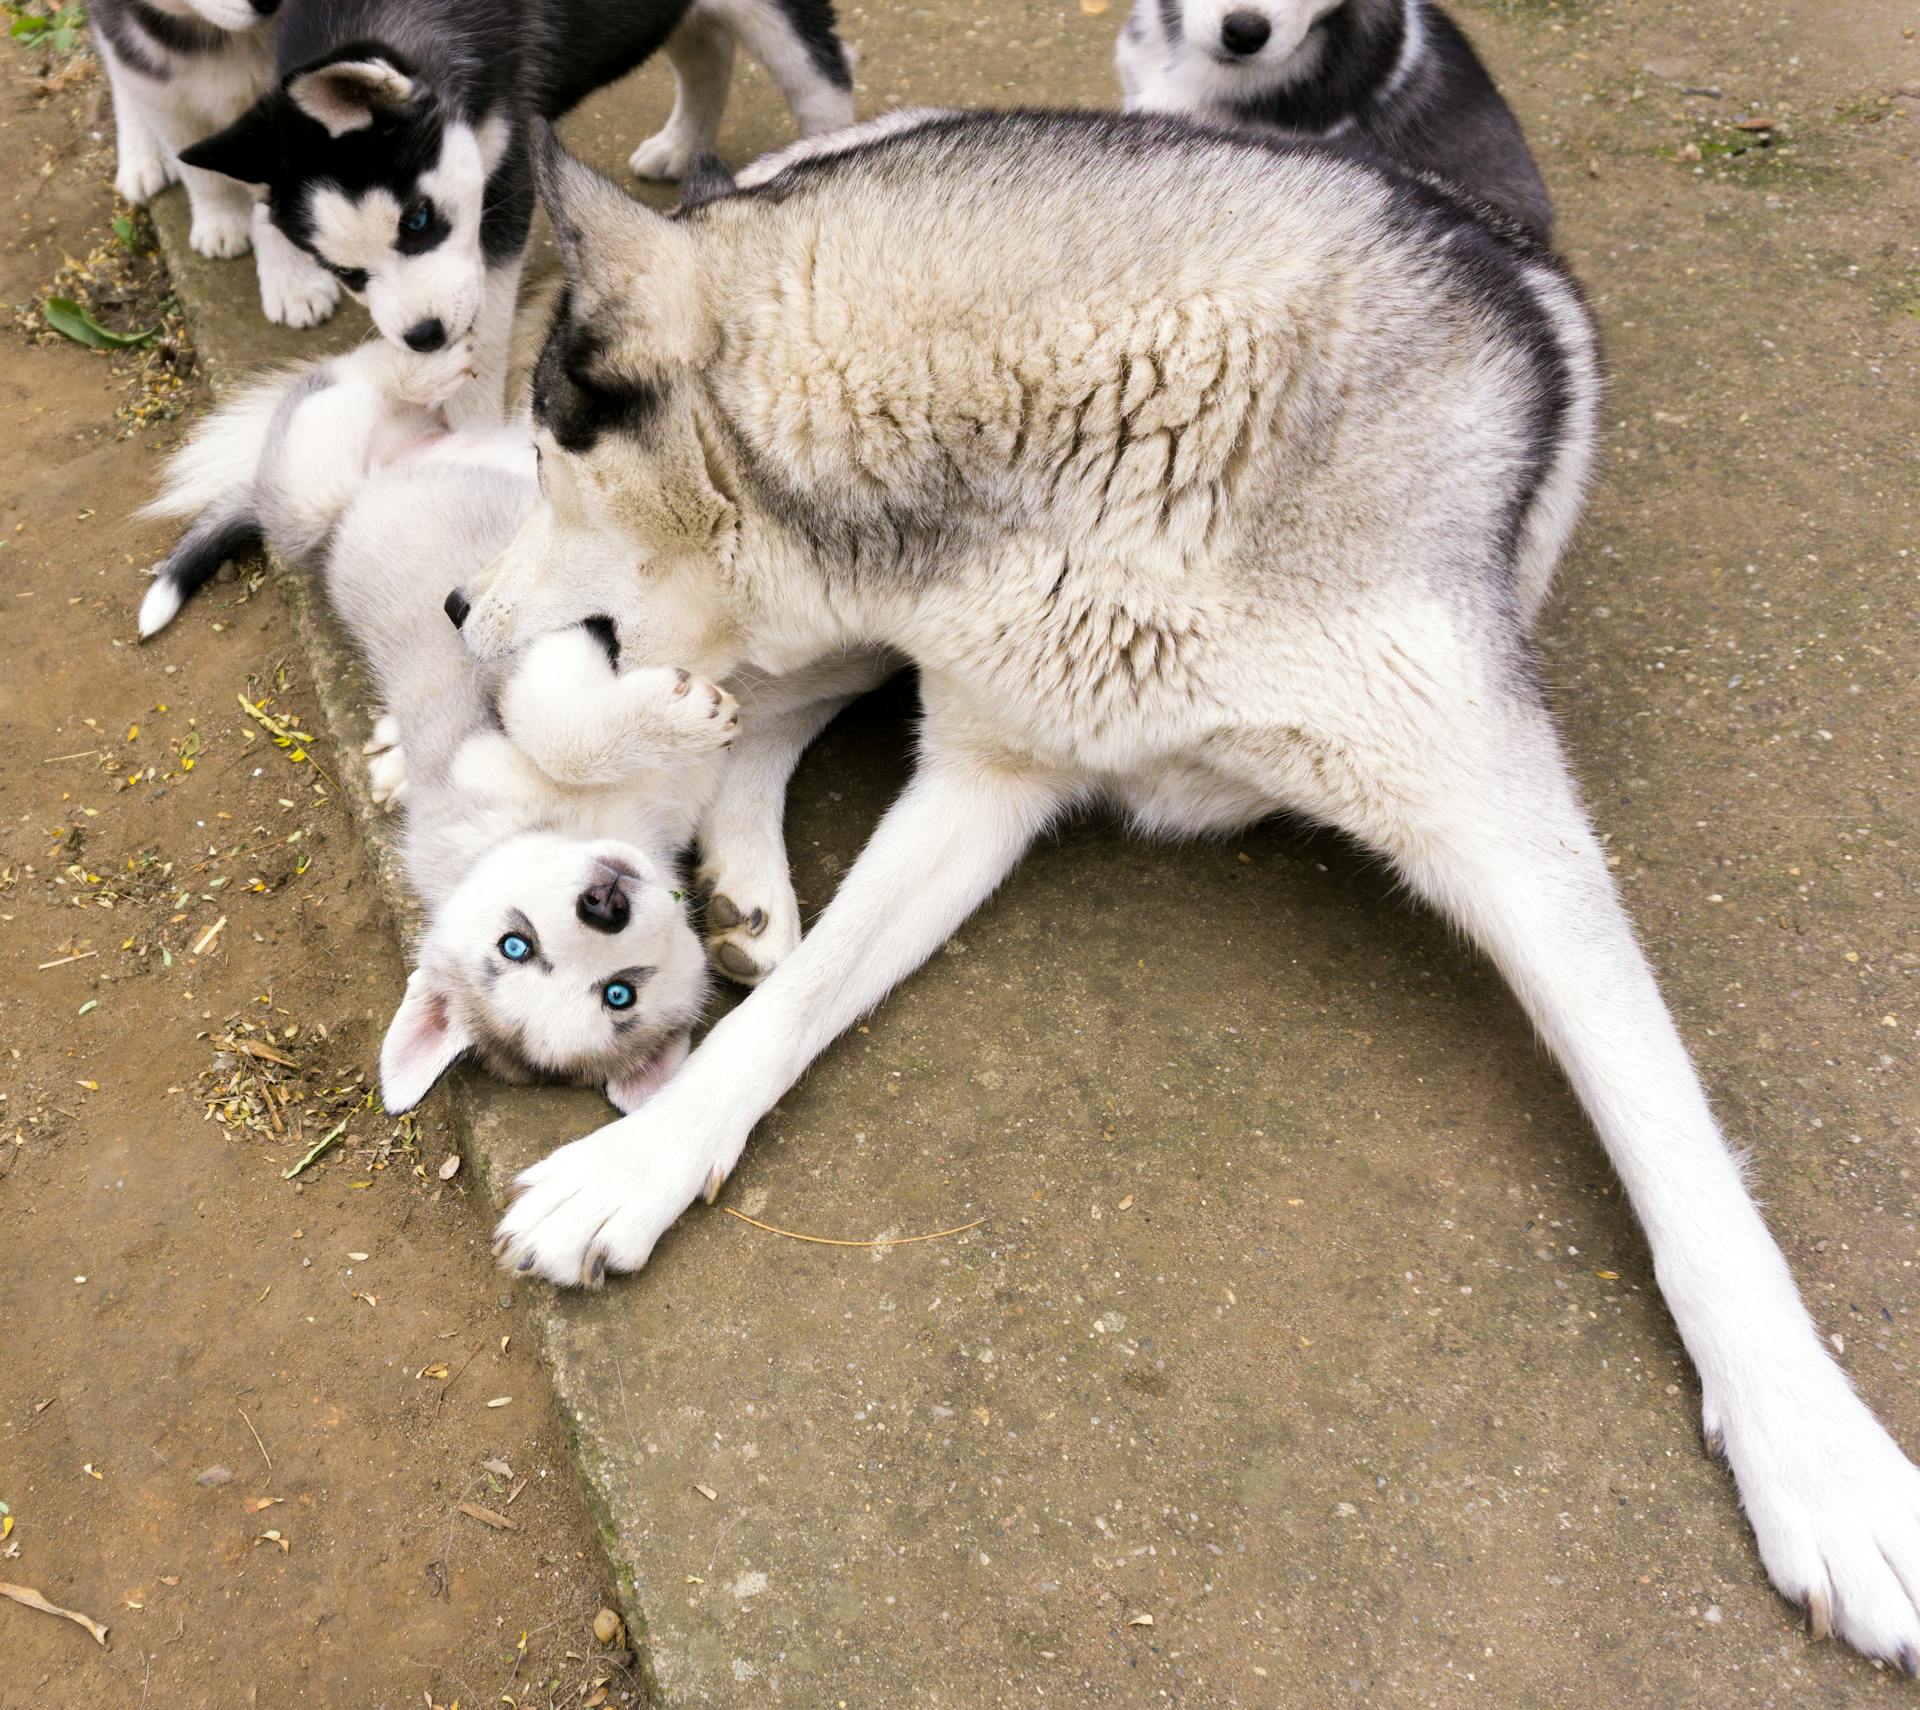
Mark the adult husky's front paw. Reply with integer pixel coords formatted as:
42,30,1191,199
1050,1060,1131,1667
116,148,177,206
363,714,407,810
492,1112,728,1286
190,200,254,260
628,129,696,181
695,860,801,987
1715,1366,1920,1668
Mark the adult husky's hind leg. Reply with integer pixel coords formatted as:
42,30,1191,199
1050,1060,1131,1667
1261,625,1920,1668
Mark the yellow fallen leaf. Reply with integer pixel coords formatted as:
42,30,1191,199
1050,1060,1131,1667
1127,1612,1154,1628
243,1496,282,1514
82,1463,103,1480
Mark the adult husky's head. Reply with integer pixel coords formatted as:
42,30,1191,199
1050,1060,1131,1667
381,831,706,1117
453,127,734,666
181,45,510,359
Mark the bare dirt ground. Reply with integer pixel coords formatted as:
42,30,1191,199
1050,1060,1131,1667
0,37,642,1710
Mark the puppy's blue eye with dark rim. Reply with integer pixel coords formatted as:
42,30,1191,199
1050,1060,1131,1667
499,933,532,962
401,200,431,235
604,981,635,1011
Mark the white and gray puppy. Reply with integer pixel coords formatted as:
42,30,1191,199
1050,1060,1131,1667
141,342,741,1119
452,112,1920,1670
89,0,341,327
1117,0,1553,240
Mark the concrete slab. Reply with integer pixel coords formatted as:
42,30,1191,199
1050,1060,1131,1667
149,0,1918,1703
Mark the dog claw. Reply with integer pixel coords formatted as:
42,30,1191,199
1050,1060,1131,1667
586,1253,607,1287
1900,1646,1920,1679
703,1164,726,1205
1702,1424,1725,1461
1805,1588,1832,1641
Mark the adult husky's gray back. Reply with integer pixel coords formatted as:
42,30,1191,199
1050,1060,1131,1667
704,114,1590,618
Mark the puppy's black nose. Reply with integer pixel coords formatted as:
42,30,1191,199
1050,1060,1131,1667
1220,10,1272,55
443,588,470,629
404,317,447,352
576,879,631,935
253,0,282,13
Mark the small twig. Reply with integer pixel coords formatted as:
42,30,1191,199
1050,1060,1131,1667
433,1344,485,1421
0,1580,109,1646
37,951,98,971
456,1501,517,1532
40,749,101,764
721,1208,985,1249
237,1405,271,1472
282,1116,349,1180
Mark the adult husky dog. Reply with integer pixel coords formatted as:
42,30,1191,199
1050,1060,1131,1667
142,339,872,1114
90,0,342,327
175,0,855,418
1116,0,1553,240
453,112,1920,1666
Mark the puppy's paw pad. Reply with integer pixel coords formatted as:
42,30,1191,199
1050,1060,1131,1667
628,132,694,181
698,877,801,987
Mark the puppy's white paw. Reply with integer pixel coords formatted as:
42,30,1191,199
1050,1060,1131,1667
189,203,254,260
362,713,402,757
647,668,740,755
258,259,339,329
389,336,479,408
1716,1366,1920,1669
367,743,408,811
695,856,801,987
492,1115,724,1286
628,130,695,181
116,149,176,206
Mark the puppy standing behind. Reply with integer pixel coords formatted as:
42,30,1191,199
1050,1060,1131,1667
1117,0,1553,240
89,0,341,326
173,0,857,421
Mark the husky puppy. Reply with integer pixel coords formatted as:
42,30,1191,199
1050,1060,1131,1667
142,342,742,1113
1116,0,1552,240
452,114,1920,1667
88,0,341,326
173,0,856,420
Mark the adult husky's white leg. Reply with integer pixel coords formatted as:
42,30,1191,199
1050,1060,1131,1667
697,651,898,985
492,730,1070,1284
710,0,855,139
628,9,738,181
1317,654,1920,1669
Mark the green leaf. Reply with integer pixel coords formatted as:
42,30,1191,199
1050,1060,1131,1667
10,17,50,39
42,296,156,350
111,215,136,247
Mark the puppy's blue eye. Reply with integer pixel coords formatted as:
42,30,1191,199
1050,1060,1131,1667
604,981,635,1010
402,201,431,234
499,933,532,962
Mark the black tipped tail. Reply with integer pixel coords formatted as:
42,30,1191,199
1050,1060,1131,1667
138,510,262,640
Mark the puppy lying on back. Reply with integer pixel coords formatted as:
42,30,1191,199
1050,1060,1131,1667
140,342,744,1115
1117,0,1553,240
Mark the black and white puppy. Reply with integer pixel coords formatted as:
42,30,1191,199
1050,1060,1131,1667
178,0,855,420
90,0,341,327
1117,0,1552,241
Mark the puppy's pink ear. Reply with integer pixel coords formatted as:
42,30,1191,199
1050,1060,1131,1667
380,969,472,1113
605,1030,691,1114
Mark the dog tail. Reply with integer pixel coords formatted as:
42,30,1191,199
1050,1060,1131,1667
136,371,290,639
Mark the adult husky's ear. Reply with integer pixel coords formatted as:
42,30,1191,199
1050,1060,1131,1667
285,48,416,137
178,94,279,186
380,968,473,1113
605,1029,692,1114
530,121,710,367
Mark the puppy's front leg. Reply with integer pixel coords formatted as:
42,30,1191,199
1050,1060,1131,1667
697,651,899,985
492,723,1073,1285
498,626,737,787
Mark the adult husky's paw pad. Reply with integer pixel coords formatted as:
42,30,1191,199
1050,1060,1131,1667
1717,1378,1920,1665
190,203,254,260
